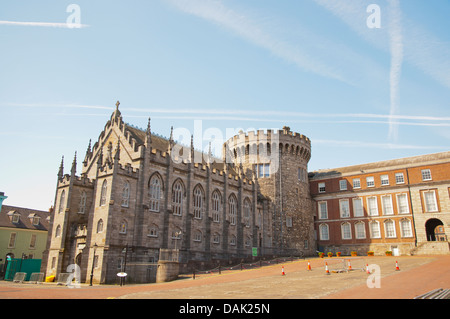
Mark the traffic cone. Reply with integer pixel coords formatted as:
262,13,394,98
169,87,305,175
325,262,330,275
366,264,370,274
281,266,286,276
307,260,312,271
395,261,400,271
348,260,352,271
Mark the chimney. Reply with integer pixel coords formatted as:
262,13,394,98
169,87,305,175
0,192,7,212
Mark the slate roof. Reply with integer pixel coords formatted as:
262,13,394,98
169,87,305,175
0,205,50,232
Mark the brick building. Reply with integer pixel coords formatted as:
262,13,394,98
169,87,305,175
310,152,450,256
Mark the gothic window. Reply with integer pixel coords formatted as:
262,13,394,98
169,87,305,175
229,195,237,225
55,225,61,238
148,224,158,237
212,233,220,244
212,190,221,223
121,182,130,207
100,180,107,206
78,191,86,214
172,180,184,216
193,186,204,219
59,190,66,214
243,198,251,227
230,234,236,246
193,230,202,242
96,219,104,233
149,175,161,212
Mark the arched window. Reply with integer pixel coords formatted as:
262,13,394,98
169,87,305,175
230,234,237,246
243,198,252,227
172,180,183,216
78,191,86,214
400,218,413,238
319,224,329,240
193,186,204,219
193,230,202,242
212,232,220,244
384,219,396,238
149,176,161,212
212,191,221,223
355,221,366,239
58,190,65,214
229,195,237,225
121,182,130,207
341,222,352,240
100,180,108,206
96,219,104,233
369,220,381,238
55,225,62,237
148,224,159,237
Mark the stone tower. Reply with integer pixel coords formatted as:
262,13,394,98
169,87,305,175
224,126,315,256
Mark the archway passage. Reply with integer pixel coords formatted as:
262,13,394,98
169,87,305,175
425,219,446,241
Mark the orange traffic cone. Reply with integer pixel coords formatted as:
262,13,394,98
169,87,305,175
325,262,330,275
281,266,286,276
395,261,400,271
348,260,352,271
307,261,312,271
366,264,370,274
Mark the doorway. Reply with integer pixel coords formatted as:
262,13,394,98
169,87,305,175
425,219,446,241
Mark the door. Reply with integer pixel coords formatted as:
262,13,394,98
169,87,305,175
391,246,399,256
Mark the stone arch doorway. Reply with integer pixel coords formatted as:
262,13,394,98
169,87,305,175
425,218,446,241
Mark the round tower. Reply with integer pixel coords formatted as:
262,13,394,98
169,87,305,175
224,126,315,256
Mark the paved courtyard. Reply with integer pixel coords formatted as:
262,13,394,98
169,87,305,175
0,255,448,299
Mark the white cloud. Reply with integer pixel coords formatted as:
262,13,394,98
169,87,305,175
0,20,89,28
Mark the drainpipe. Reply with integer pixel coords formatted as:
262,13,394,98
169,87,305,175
406,169,418,250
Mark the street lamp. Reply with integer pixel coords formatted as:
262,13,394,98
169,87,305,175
89,243,98,286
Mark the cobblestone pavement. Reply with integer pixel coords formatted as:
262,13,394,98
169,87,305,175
0,256,448,299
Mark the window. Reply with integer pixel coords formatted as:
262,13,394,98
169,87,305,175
341,222,352,240
229,195,237,225
55,225,61,238
400,219,413,237
212,233,220,244
339,200,350,218
8,233,16,248
339,180,347,191
148,225,158,237
366,176,375,187
193,186,204,219
78,191,87,214
212,191,221,223
12,213,20,224
59,190,66,213
353,198,364,217
395,173,405,184
243,199,251,227
29,234,37,249
423,190,438,212
369,221,381,238
318,183,326,193
422,169,432,181
319,224,329,241
193,230,202,242
381,175,389,186
367,197,379,216
384,220,396,238
32,216,40,226
355,222,366,239
172,181,183,216
286,216,293,228
318,202,328,219
121,182,130,207
149,176,161,212
100,180,107,206
298,167,307,182
255,164,270,178
397,194,409,214
96,219,104,233
119,220,127,234
353,178,361,189
230,235,236,246
382,195,394,215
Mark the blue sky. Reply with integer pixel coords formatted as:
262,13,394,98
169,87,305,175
1,0,449,210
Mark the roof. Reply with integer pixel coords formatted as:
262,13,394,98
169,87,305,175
0,205,50,232
310,151,450,180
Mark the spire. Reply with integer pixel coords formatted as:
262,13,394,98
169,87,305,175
71,151,77,176
83,139,91,166
190,134,194,163
112,100,122,122
114,139,120,162
145,117,151,146
58,156,64,179
168,126,174,153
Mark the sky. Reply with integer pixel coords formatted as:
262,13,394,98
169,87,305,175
0,0,449,211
